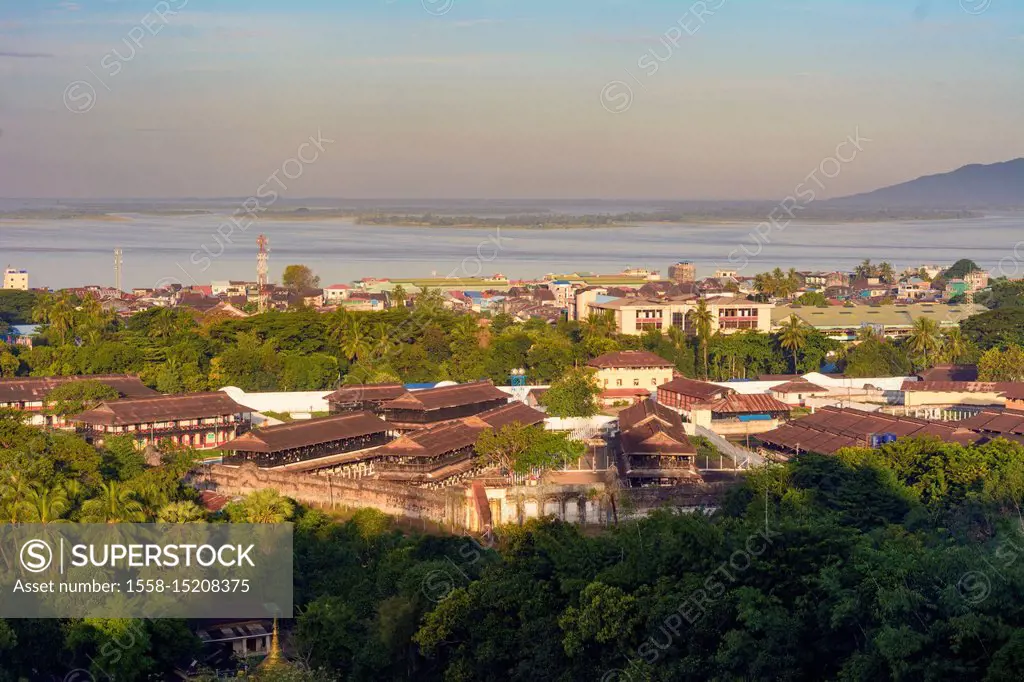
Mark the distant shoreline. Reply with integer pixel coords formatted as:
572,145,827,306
0,208,984,228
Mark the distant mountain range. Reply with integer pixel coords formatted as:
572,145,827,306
834,158,1024,209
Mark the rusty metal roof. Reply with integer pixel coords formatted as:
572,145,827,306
697,394,792,414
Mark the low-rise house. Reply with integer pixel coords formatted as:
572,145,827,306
770,379,831,406
323,284,352,304
657,377,734,412
617,400,701,487
220,411,392,470
689,393,792,438
2,268,28,290
71,392,250,449
589,350,676,397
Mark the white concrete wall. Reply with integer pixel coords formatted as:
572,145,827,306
220,386,333,414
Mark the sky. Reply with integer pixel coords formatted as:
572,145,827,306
0,0,1021,200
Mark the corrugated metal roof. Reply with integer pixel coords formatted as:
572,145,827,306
698,394,792,414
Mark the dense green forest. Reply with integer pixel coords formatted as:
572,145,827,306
7,406,1024,680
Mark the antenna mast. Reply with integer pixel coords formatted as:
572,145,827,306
114,248,123,292
257,234,269,313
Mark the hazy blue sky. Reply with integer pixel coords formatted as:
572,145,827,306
0,0,1021,199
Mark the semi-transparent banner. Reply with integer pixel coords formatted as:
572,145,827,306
0,523,293,618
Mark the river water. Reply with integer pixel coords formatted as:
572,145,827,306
1,212,1021,290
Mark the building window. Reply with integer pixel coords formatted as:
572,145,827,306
633,378,640,387
616,379,622,387
652,378,658,386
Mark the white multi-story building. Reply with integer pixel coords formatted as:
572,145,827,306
2,268,28,290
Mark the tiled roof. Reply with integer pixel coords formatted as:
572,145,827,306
380,381,508,412
588,350,674,369
72,392,246,426
220,411,388,453
658,377,733,400
0,375,157,404
697,394,792,414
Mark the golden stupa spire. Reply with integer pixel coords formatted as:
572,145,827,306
259,617,285,670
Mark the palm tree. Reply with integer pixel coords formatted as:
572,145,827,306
80,481,146,523
391,284,407,309
584,310,617,338
238,489,294,524
20,484,70,524
907,317,941,368
332,315,370,362
878,262,896,284
854,259,875,280
687,299,715,379
157,500,206,523
942,327,970,364
0,474,29,523
856,325,881,342
777,315,809,374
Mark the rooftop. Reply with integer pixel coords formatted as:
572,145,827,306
380,380,509,412
72,392,246,426
0,375,157,404
220,411,389,453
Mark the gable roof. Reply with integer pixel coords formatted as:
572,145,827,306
658,377,733,400
465,401,545,430
72,392,246,426
379,381,508,412
618,399,694,455
220,411,389,453
771,380,830,394
618,399,682,431
757,405,981,454
588,350,674,369
696,394,792,414
0,375,157,404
